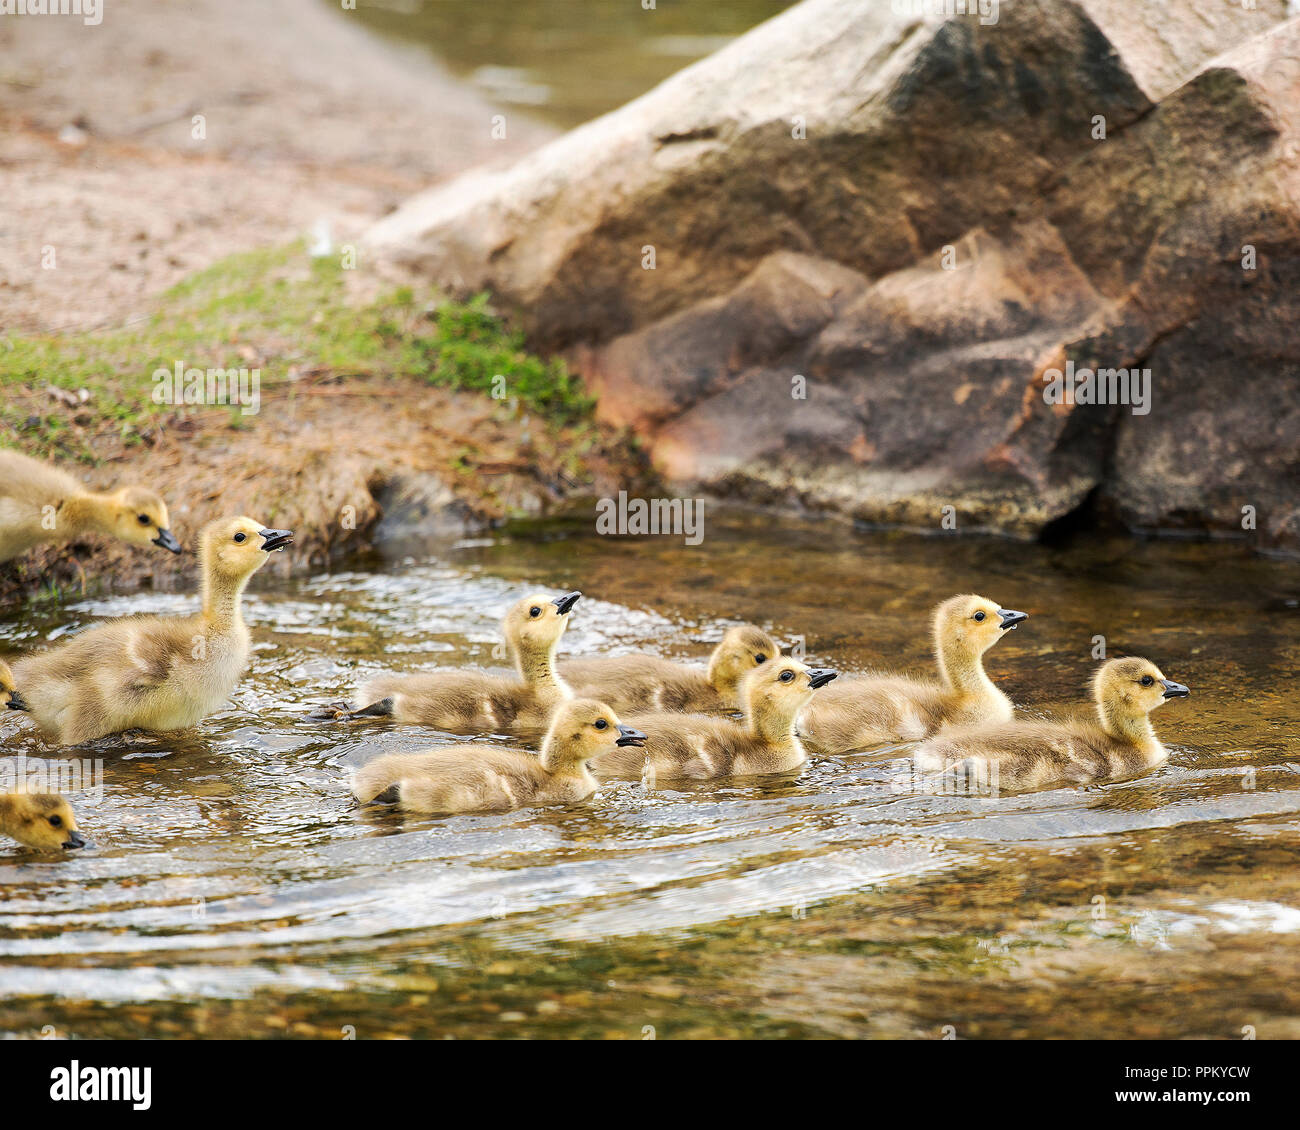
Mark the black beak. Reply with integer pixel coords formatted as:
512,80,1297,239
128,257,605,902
615,723,647,748
1159,679,1190,699
997,608,1028,631
807,667,838,689
551,591,582,616
258,528,294,553
62,830,87,850
6,689,27,712
152,528,182,554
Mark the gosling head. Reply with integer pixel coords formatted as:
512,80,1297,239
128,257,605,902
106,485,181,554
1093,656,1189,722
707,624,779,698
0,793,87,852
541,697,646,772
741,657,837,730
934,593,1027,662
199,515,294,583
504,590,580,660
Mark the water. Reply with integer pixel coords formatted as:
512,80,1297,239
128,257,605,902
351,0,795,128
1,511,1298,1039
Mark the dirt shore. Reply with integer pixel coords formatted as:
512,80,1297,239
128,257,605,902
0,0,553,333
0,1,649,600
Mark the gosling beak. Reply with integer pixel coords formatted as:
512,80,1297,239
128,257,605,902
807,667,839,689
152,528,183,554
258,527,294,553
615,724,647,748
6,689,27,712
551,591,582,616
62,830,87,851
997,608,1028,631
1159,679,1190,699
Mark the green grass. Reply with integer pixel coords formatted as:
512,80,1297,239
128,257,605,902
0,243,595,461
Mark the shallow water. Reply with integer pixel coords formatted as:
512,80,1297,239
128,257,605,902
1,511,1299,1039
351,0,794,128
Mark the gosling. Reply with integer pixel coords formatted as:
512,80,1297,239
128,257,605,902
0,449,181,563
331,591,582,735
798,593,1027,755
0,793,87,852
595,658,838,781
913,656,1190,793
6,516,292,745
561,623,779,713
352,698,645,815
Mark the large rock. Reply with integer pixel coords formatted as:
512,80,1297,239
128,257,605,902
368,0,1300,549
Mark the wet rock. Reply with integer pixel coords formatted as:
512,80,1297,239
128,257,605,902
371,470,487,548
370,0,1299,550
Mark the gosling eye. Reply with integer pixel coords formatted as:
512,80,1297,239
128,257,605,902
594,719,608,730
754,653,768,664
233,532,247,543
49,815,62,828
529,606,542,618
779,670,795,683
137,514,151,526
1140,675,1154,687
973,611,986,622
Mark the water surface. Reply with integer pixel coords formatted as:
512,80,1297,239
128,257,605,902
1,512,1298,1039
350,0,794,128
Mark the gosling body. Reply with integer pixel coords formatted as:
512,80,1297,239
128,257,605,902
597,658,838,781
0,449,181,563
913,656,1190,793
352,698,645,815
799,594,1026,754
562,624,778,713
344,591,581,735
8,517,291,745
0,793,86,851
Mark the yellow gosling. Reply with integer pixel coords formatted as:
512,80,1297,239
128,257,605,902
8,516,292,745
562,623,778,713
596,658,838,781
799,593,1026,754
352,698,644,815
0,449,181,563
913,656,1190,793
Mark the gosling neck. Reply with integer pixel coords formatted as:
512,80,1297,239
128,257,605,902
56,491,119,540
747,694,804,748
937,631,1000,701
513,634,570,705
201,562,253,630
707,651,743,705
1097,699,1159,752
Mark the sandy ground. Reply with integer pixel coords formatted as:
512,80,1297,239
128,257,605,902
0,0,555,333
0,0,653,599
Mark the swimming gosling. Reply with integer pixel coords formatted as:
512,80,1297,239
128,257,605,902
352,698,645,815
913,656,1190,793
561,624,779,713
798,594,1026,755
331,591,582,735
0,793,86,852
596,658,838,781
0,449,181,563
6,516,292,745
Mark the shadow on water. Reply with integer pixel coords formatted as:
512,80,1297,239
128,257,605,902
1,510,1298,1038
